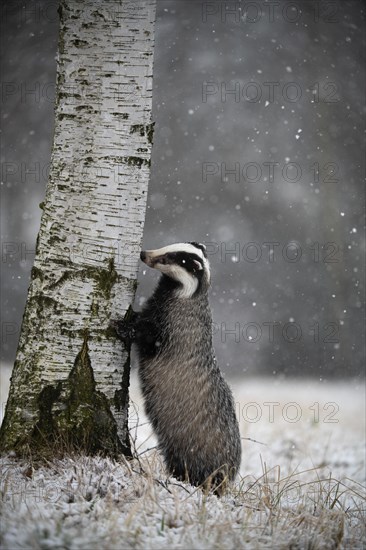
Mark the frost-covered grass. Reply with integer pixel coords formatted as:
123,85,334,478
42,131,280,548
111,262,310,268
1,371,365,549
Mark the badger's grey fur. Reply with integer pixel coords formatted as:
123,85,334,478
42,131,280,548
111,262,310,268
117,242,241,493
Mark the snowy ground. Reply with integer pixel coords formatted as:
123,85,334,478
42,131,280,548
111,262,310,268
1,367,365,549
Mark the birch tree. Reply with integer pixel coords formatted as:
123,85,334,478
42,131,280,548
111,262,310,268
0,0,156,457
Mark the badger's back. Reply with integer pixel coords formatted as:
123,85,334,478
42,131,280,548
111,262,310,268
136,276,242,488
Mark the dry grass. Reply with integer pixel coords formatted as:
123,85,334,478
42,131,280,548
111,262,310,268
1,450,365,549
1,372,365,549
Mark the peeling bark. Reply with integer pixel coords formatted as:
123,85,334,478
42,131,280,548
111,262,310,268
0,0,156,458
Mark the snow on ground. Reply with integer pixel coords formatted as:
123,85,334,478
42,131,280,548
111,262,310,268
1,367,365,549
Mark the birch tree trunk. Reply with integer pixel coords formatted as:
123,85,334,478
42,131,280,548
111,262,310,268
0,0,156,458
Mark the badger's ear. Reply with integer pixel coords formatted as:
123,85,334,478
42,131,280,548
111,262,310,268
189,241,207,257
193,259,203,271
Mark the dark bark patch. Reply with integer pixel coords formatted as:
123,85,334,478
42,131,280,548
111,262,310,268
30,331,131,458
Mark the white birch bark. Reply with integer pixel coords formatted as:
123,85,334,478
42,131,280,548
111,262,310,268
0,0,156,456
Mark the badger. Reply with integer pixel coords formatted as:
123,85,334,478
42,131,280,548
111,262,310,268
116,242,241,493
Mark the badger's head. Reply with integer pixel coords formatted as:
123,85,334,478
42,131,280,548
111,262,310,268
140,242,210,298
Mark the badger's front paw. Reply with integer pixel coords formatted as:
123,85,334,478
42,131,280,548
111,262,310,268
110,307,138,343
114,319,136,342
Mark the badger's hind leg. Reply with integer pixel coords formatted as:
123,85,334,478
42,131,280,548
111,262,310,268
201,468,230,497
166,451,230,496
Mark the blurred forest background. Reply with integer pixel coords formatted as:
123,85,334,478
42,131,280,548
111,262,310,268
1,0,365,379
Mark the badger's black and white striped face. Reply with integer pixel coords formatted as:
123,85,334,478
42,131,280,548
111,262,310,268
140,242,210,298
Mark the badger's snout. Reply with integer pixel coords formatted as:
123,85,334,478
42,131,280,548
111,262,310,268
140,250,158,268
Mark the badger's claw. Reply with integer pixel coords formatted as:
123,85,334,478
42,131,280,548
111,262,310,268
115,319,136,341
110,309,138,343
